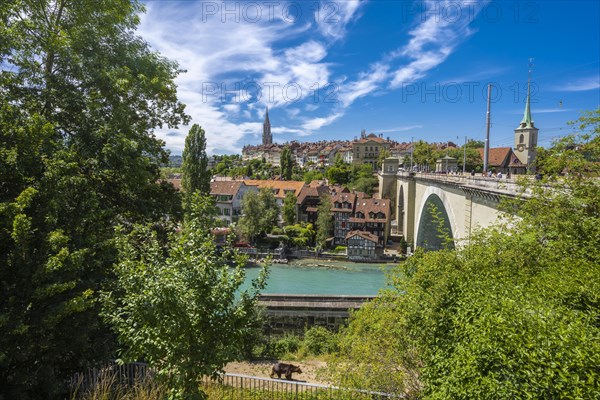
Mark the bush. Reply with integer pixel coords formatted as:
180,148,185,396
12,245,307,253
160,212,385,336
332,246,347,254
269,334,302,358
303,326,338,355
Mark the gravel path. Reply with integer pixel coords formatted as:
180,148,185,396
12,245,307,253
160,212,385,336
223,360,329,385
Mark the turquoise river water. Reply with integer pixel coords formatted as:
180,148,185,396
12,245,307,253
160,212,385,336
242,259,396,295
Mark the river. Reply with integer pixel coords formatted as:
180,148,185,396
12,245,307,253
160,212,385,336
242,259,396,295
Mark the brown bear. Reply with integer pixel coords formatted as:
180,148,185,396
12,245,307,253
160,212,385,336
270,362,302,380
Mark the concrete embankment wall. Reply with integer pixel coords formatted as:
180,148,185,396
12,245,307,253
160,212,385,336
258,294,375,335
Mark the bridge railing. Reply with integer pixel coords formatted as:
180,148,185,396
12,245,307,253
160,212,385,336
209,372,403,399
395,171,533,194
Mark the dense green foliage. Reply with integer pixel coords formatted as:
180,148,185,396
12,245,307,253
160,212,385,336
282,191,297,226
213,156,274,179
349,164,378,195
331,112,600,399
282,223,315,247
326,154,351,185
303,169,324,184
182,124,210,196
102,194,268,399
0,1,187,397
315,194,333,249
535,108,599,175
280,146,293,180
410,139,482,172
238,188,279,241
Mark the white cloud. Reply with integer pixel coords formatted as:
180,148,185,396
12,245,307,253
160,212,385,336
551,76,600,92
303,0,485,132
314,0,364,40
373,125,424,133
526,108,573,114
301,112,343,131
138,0,483,151
339,62,389,107
138,2,338,154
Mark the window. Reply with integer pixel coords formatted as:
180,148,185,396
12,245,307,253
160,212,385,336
519,134,525,144
224,208,230,216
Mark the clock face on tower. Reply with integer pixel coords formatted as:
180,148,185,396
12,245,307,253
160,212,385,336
517,144,526,152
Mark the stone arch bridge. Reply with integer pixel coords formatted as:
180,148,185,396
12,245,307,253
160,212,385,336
379,166,526,250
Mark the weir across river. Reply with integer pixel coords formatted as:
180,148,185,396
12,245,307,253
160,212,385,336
258,294,376,334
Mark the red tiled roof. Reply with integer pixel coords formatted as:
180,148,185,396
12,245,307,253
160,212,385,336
243,180,305,199
354,198,390,222
477,147,513,167
331,192,356,202
166,178,182,191
210,181,243,196
354,135,388,144
297,185,329,204
345,230,379,243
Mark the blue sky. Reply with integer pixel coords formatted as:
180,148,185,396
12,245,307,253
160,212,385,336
138,0,600,155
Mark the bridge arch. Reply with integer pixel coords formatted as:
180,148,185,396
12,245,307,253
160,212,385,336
415,187,458,250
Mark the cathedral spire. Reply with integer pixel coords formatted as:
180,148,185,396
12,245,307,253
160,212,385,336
262,107,272,145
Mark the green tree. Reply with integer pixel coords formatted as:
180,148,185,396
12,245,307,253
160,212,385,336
330,111,600,399
315,194,333,249
303,170,324,184
280,146,293,180
282,191,297,226
465,139,485,149
102,194,268,399
182,124,210,196
238,190,261,242
238,188,279,241
0,1,187,397
412,140,434,170
350,163,378,195
326,154,351,185
258,187,280,233
377,148,392,169
536,108,599,175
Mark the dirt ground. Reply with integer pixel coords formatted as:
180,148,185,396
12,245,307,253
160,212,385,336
224,360,329,384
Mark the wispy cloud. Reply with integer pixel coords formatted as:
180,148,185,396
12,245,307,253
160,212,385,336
389,0,485,88
373,125,424,133
550,76,600,92
302,0,486,131
301,112,344,131
534,108,574,114
137,0,485,152
314,0,365,40
137,1,366,153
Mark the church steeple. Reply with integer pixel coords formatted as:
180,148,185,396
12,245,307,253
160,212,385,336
262,107,272,145
514,59,539,173
519,78,534,129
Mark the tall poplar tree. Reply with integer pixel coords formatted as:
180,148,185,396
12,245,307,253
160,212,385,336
280,146,293,180
182,124,210,195
316,193,333,249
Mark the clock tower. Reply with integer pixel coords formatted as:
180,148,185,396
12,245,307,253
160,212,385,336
514,78,539,172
